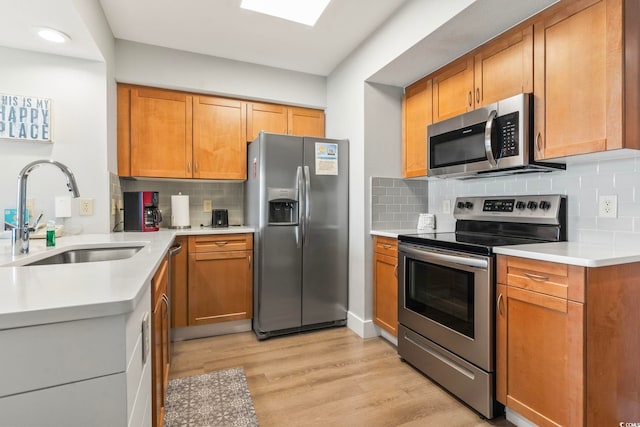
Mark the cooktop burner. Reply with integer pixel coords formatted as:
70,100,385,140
398,194,567,256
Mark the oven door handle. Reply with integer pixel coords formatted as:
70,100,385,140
400,246,488,270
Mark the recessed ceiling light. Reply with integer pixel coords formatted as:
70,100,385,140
240,0,331,26
35,27,71,44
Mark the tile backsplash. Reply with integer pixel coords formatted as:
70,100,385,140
428,155,640,245
371,177,428,230
115,178,244,230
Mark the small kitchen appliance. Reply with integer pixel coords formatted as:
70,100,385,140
212,209,229,228
398,194,567,418
427,93,565,178
123,191,161,232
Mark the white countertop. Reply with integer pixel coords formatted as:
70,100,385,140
493,241,640,267
0,226,253,330
370,229,421,238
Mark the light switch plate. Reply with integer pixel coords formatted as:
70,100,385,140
203,199,212,212
55,196,72,218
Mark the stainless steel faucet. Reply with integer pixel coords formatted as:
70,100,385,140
11,160,80,255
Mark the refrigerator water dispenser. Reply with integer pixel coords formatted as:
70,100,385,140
267,188,298,225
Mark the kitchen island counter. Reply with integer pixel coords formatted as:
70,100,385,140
0,227,253,330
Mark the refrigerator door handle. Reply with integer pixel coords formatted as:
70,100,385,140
296,166,304,248
303,165,311,247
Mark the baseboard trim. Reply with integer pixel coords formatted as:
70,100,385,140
172,320,252,341
506,407,539,427
347,311,378,338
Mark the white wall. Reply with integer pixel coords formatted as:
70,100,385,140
115,40,326,108
0,47,110,233
326,0,476,337
428,155,640,246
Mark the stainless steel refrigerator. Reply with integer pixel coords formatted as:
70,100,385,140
245,132,349,340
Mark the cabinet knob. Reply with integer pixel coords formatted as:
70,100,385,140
536,132,542,151
497,292,504,316
394,264,398,278
382,244,392,249
476,88,480,104
467,91,472,107
215,241,228,246
187,161,191,173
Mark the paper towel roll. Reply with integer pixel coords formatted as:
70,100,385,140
171,193,191,229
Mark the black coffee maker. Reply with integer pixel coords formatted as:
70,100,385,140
124,191,161,231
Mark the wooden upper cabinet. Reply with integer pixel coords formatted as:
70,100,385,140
402,78,432,177
533,0,624,160
246,103,325,141
474,25,533,107
129,86,193,178
432,57,474,122
246,102,288,142
193,95,247,180
288,107,325,137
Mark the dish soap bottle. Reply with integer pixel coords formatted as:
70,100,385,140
46,220,56,247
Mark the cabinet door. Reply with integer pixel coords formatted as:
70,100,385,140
188,251,253,326
130,87,193,178
373,252,398,336
533,0,622,160
246,102,288,142
402,78,432,177
432,57,474,122
504,286,584,427
170,236,188,328
152,296,165,427
496,283,507,405
474,25,533,107
193,96,247,179
287,107,325,137
151,257,168,427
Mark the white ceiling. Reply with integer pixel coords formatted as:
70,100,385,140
99,0,409,76
0,0,559,87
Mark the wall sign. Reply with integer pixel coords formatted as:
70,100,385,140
0,93,52,142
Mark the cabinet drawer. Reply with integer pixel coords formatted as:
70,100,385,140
497,255,585,303
189,234,253,253
374,236,398,257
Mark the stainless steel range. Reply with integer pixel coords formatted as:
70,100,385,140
397,194,567,418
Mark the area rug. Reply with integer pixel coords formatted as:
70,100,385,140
164,367,259,427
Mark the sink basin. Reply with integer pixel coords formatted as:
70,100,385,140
25,245,143,266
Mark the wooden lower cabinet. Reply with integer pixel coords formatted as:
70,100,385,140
187,234,253,326
497,255,640,426
373,236,398,336
152,255,170,427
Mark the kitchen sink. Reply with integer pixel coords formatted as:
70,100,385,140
24,245,144,266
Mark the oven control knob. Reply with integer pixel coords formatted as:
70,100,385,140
539,201,551,210
527,201,538,210
464,202,474,209
457,201,465,209
515,201,526,210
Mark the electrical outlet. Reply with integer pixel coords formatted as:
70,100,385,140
111,198,116,215
203,199,212,212
442,199,451,214
26,198,35,214
79,198,94,216
598,195,617,218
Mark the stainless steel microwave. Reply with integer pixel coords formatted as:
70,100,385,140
427,93,564,178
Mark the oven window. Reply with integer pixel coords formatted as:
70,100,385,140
405,258,474,338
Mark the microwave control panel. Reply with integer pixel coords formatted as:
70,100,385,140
496,112,519,157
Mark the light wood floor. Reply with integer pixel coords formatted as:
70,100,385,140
169,327,514,427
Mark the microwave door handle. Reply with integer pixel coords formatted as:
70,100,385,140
484,109,498,168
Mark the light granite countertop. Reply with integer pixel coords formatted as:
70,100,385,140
0,227,253,330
